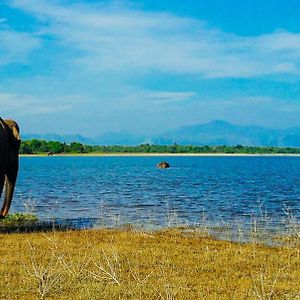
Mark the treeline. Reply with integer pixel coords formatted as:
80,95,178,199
19,139,300,154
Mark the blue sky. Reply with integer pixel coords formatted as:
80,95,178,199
1,0,300,137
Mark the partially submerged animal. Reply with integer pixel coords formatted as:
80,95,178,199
156,161,170,168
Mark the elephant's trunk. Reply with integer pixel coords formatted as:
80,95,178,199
0,163,18,218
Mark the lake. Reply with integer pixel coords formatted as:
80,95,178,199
11,156,300,230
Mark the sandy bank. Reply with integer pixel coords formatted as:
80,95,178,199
20,152,300,157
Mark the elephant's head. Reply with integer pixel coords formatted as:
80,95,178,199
0,119,21,217
156,161,170,168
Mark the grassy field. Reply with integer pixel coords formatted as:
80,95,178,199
0,228,299,299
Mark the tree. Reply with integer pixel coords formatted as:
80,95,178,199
69,142,85,153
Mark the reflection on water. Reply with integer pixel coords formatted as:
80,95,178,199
11,156,300,230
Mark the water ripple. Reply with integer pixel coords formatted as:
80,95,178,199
10,156,300,228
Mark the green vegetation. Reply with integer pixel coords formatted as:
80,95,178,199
20,139,300,155
0,228,299,299
20,139,85,154
0,213,38,225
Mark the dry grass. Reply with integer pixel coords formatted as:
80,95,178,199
0,228,299,299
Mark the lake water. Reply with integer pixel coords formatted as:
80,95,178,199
11,156,300,230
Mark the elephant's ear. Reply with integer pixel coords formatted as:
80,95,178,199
4,120,21,148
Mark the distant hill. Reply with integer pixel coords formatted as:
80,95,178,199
22,120,300,147
153,121,300,146
93,131,145,146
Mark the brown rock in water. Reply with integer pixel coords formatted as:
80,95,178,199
156,161,170,168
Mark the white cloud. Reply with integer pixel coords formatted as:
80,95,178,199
202,95,300,112
132,90,196,104
7,0,300,78
0,29,41,65
2,1,300,135
0,92,76,116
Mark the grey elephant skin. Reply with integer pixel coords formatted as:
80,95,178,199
0,118,21,218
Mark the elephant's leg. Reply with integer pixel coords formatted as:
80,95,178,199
0,170,5,218
0,167,18,217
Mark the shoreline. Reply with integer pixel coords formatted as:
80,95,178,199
20,152,300,157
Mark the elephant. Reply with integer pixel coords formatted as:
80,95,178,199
0,118,21,218
156,161,170,168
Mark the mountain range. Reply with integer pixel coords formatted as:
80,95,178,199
22,120,300,147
